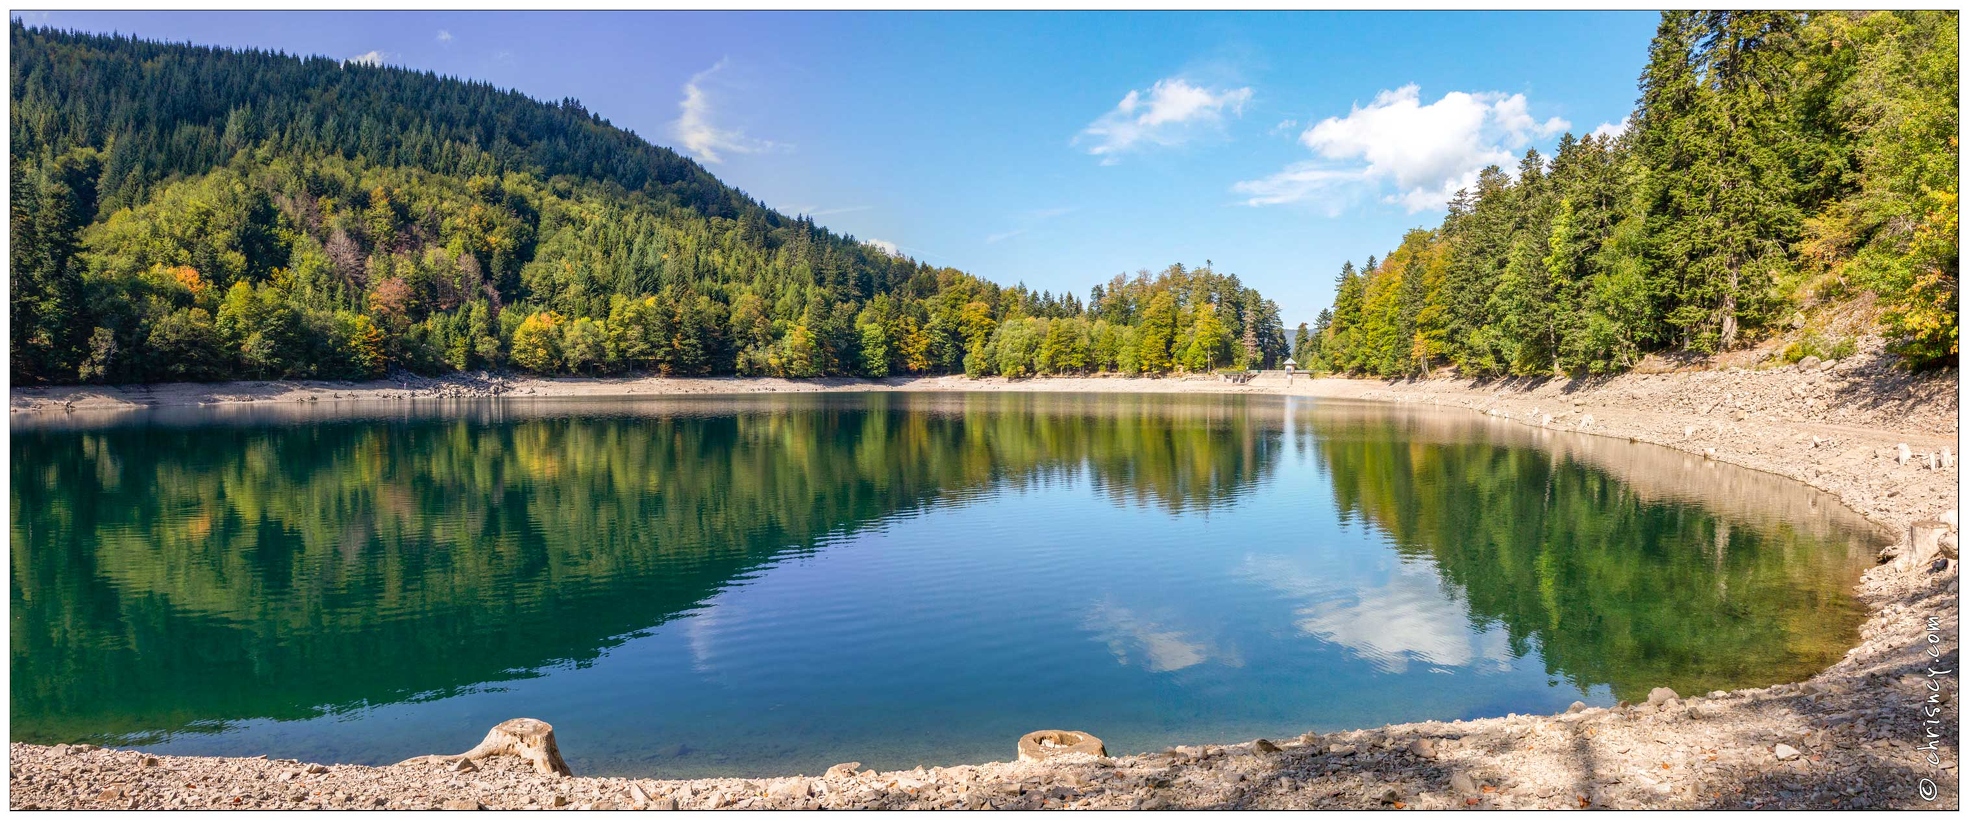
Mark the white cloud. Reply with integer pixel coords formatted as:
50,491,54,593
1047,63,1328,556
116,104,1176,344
1230,163,1372,210
1233,84,1570,212
343,50,389,67
1084,600,1240,673
672,59,781,164
1590,116,1631,141
984,228,1028,244
1077,78,1253,164
864,238,900,256
1238,554,1514,675
435,29,452,43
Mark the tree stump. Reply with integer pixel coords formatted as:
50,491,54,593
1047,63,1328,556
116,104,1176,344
1911,520,1954,567
1017,730,1106,763
398,718,573,776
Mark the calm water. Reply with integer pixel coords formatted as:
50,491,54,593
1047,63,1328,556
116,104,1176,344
12,392,1885,777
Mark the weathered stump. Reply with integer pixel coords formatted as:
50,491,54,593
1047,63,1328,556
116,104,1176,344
398,718,572,776
1911,520,1955,568
1017,730,1106,763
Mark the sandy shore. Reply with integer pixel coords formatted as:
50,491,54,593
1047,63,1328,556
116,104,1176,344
9,342,1959,809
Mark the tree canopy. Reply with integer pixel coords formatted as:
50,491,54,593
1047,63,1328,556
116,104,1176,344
9,24,1287,384
1303,11,1957,377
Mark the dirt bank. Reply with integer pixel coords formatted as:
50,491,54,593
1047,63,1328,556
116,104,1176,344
8,341,1958,810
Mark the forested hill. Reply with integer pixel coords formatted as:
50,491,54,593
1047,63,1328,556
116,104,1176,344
1296,10,1957,377
10,23,1289,384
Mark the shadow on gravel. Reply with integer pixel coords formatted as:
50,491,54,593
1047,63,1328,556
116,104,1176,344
1695,749,1939,810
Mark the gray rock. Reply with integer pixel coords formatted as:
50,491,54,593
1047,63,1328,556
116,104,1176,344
768,779,811,803
825,762,864,779
1408,738,1439,760
1647,687,1680,706
1253,739,1280,754
1567,701,1588,713
1797,355,1821,371
1773,744,1801,762
1451,772,1480,798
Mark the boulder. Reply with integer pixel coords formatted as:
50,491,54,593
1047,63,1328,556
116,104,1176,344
1647,687,1680,706
1408,738,1439,760
768,779,811,804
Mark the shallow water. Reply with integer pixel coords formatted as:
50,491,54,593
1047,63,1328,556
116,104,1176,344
11,392,1884,777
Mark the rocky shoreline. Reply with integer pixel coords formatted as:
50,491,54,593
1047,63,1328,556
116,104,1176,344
8,341,1958,810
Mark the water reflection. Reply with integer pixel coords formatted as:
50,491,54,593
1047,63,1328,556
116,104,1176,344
1303,401,1885,699
11,393,1283,746
10,393,1882,774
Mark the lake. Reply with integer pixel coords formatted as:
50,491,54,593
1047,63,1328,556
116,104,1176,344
10,392,1884,777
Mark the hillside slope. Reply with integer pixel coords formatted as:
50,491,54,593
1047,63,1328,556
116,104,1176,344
9,24,1288,385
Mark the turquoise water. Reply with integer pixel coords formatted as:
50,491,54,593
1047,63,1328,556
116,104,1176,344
10,392,1881,777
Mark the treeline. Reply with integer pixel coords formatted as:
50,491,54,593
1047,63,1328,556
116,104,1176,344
9,24,1287,384
1297,11,1957,377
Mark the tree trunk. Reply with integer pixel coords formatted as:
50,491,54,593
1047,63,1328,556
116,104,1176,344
398,718,573,776
1719,261,1740,351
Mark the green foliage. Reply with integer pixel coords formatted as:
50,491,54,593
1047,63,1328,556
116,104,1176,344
1780,331,1859,363
9,25,1285,384
1319,10,1957,376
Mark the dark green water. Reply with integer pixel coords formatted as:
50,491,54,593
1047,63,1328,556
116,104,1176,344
11,392,1884,777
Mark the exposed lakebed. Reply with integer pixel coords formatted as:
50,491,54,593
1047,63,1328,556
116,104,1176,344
11,392,1884,777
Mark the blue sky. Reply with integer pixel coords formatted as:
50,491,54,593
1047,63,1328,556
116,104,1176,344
19,11,1659,326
